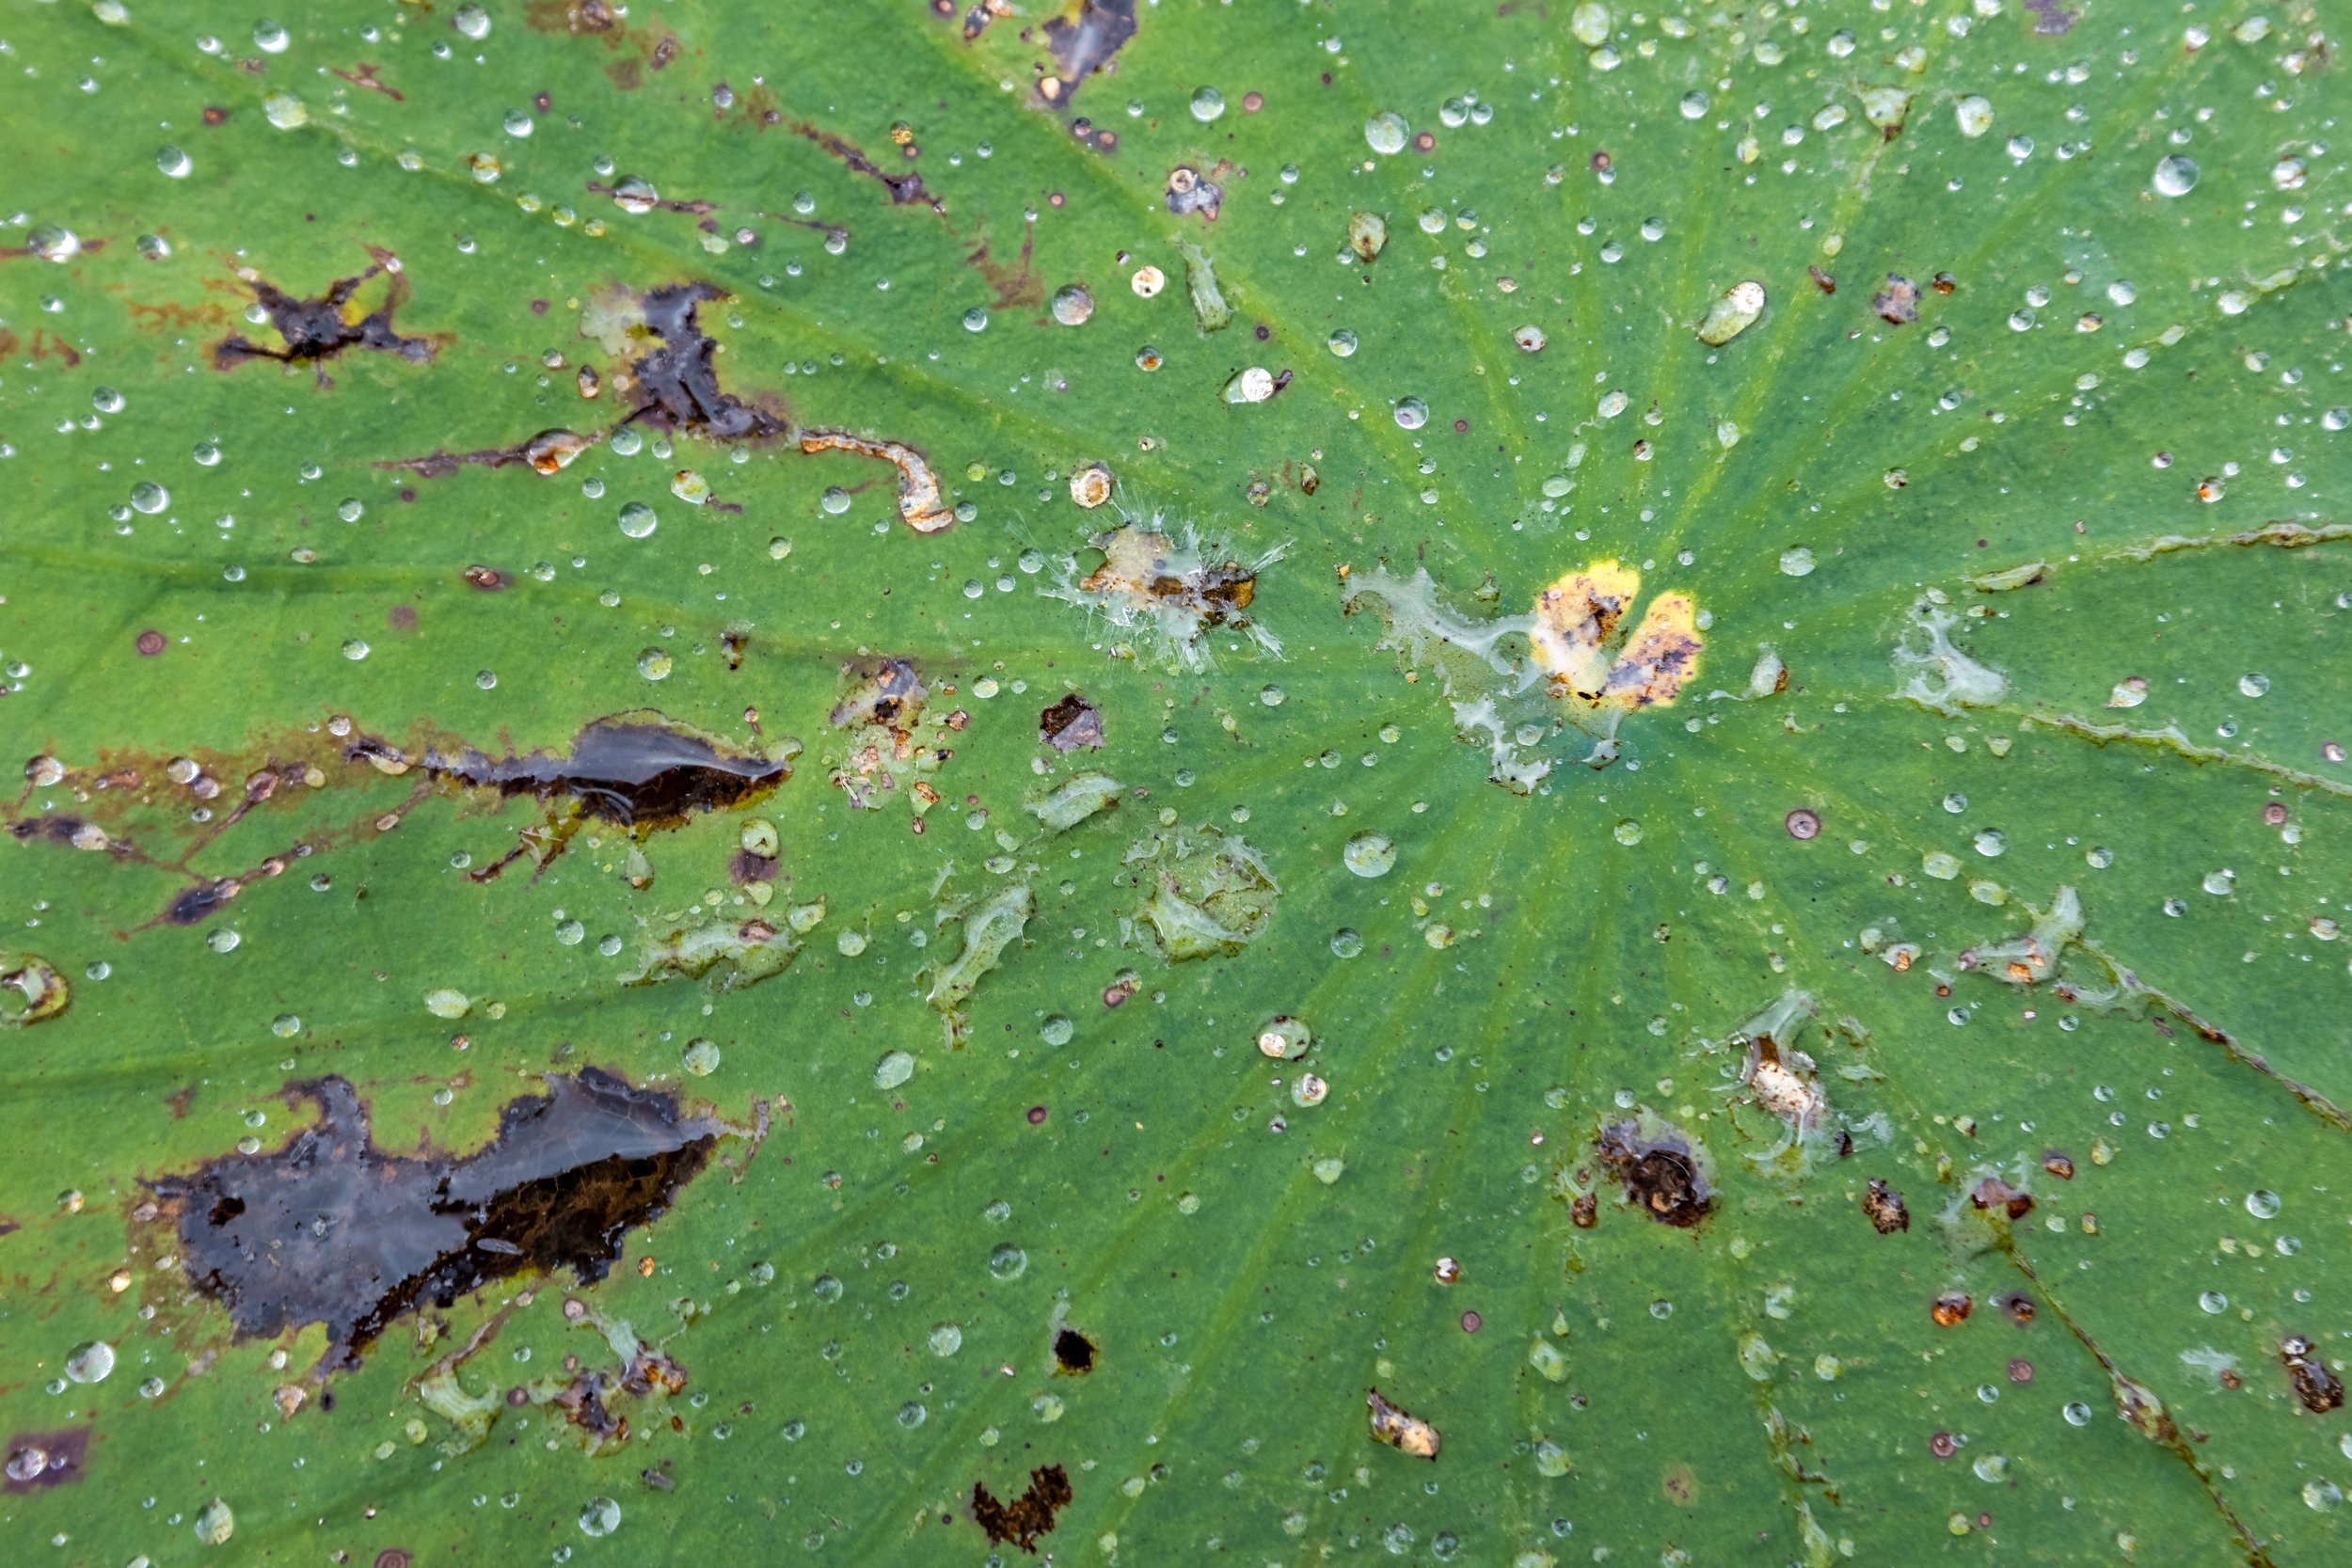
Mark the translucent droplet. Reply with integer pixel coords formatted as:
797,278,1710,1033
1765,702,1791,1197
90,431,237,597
874,1050,916,1090
578,1497,622,1538
2247,1189,2281,1219
130,482,169,515
989,1243,1028,1281
617,501,658,538
681,1038,722,1077
1327,328,1358,357
637,648,674,680
64,1340,114,1385
1190,87,1226,122
1364,111,1409,155
1343,832,1396,877
156,145,192,178
2152,155,2199,198
341,639,370,661
1393,397,1429,430
1050,284,1095,326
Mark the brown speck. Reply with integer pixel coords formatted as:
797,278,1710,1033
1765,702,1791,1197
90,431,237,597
1785,807,1820,840
1413,132,1435,151
2008,1358,2034,1384
462,565,509,591
1025,1105,1048,1126
1569,1191,1597,1228
202,106,228,126
1931,1291,1972,1327
1595,1117,1711,1227
135,630,166,657
2042,1151,2075,1180
1459,1310,1481,1334
1930,1432,1957,1459
387,605,418,633
1589,150,1611,172
1433,1256,1461,1285
2264,801,2290,826
2002,1294,2037,1325
1807,265,1836,294
529,298,550,315
1969,1175,2033,1221
1931,272,1957,294
1453,419,1469,434
1052,1327,1097,1374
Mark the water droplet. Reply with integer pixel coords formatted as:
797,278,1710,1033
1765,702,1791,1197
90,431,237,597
341,639,370,661
988,1243,1028,1281
1051,284,1095,326
1190,87,1227,122
1393,397,1429,430
1364,111,1409,155
2239,673,2270,698
681,1038,721,1077
131,482,169,515
1779,547,1815,578
64,1340,114,1384
636,648,673,681
617,501,658,539
875,1050,915,1090
156,145,191,179
578,1497,621,1538
2247,1189,2282,1219
930,1323,963,1356
962,306,989,333
253,19,289,53
1343,832,1396,878
453,3,491,40
2153,155,2199,198
1041,1015,1074,1046
1327,328,1359,357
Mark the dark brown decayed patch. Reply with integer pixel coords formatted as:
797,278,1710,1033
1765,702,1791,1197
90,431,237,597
1039,693,1104,752
152,1069,720,1369
1595,1118,1711,1227
215,247,442,380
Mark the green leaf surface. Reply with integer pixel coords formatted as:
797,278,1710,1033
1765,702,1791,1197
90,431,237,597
4,2,2350,1563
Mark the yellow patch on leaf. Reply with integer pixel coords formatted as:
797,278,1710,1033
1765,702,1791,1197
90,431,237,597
1531,562,1702,707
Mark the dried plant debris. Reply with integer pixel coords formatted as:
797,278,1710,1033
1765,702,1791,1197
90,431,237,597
1025,772,1122,836
1123,825,1279,960
1042,516,1285,670
1891,600,2008,714
926,881,1034,1014
1037,0,1137,107
625,898,827,990
1343,561,1701,792
827,657,953,811
2283,1336,2345,1414
600,281,787,440
1039,692,1104,752
1165,164,1223,221
214,247,442,382
416,1306,687,1457
1862,1178,1910,1233
1958,885,2084,986
152,1069,720,1370
1366,1387,1440,1459
1179,240,1232,334
1595,1114,1714,1227
971,1464,1073,1553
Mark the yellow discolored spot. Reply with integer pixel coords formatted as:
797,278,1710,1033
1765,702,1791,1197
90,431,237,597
1531,561,1701,708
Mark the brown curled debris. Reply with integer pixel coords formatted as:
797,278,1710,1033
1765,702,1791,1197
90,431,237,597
1366,1387,1440,1459
1569,1190,1597,1228
1807,264,1836,294
151,1069,720,1371
1038,0,1138,107
971,1465,1073,1553
329,63,404,101
1862,1178,1909,1233
1931,1291,1973,1327
798,430,953,531
1872,274,1919,325
214,247,443,383
793,124,944,213
1039,693,1104,752
2283,1336,2344,1414
1595,1116,1712,1227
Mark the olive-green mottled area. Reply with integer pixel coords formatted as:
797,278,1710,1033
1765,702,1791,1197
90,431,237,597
2,0,2348,1562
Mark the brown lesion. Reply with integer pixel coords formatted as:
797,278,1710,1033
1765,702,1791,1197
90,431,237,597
971,1465,1073,1553
214,246,445,386
522,0,676,88
2283,1336,2344,1414
329,63,404,101
12,711,792,926
793,124,944,213
1862,1178,1909,1233
1039,693,1103,752
966,218,1041,309
2,1428,89,1493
